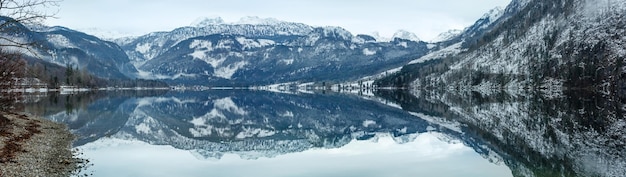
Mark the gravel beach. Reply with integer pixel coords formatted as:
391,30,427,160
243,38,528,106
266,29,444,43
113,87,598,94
0,112,80,177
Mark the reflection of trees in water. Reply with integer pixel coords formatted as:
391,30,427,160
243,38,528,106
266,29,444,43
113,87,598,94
23,90,169,117
22,90,169,146
376,89,626,177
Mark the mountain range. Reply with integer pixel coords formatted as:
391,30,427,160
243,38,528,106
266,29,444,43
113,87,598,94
3,0,622,92
2,10,503,87
117,16,433,86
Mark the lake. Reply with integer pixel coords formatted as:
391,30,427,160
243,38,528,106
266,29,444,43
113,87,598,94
22,89,626,177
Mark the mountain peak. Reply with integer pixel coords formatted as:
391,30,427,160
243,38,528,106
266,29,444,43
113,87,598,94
191,16,225,27
235,16,285,25
369,31,390,42
480,6,504,22
430,29,463,43
392,30,421,42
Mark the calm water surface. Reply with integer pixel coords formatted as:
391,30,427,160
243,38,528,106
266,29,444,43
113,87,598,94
22,89,625,177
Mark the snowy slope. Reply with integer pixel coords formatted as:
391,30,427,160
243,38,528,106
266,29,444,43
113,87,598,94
377,0,626,93
0,19,138,79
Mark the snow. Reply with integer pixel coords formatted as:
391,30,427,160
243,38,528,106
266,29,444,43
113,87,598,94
214,61,247,79
392,30,421,42
235,37,275,49
281,59,294,65
187,40,229,69
430,29,463,43
188,97,246,137
191,16,225,27
189,39,213,50
481,6,504,24
135,123,151,134
135,43,152,56
362,48,377,56
318,26,354,40
279,111,294,118
235,128,276,139
410,42,464,64
409,112,463,133
369,31,391,42
214,97,247,115
362,120,377,127
47,34,76,49
76,27,142,39
398,42,408,48
235,16,286,25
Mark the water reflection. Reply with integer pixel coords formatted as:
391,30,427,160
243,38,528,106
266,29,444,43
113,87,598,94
21,89,626,177
376,89,626,177
78,132,510,177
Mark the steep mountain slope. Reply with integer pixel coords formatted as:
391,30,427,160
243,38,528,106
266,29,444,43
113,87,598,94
36,27,138,79
377,0,626,92
360,6,506,86
0,17,137,80
119,17,429,86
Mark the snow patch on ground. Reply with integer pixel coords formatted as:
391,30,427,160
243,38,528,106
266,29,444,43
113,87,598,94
214,61,247,79
47,34,76,49
362,120,377,127
411,42,464,65
279,111,294,118
135,43,152,55
281,59,294,65
362,48,377,56
235,37,275,49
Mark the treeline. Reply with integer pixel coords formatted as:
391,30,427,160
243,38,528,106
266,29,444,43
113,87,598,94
25,58,169,89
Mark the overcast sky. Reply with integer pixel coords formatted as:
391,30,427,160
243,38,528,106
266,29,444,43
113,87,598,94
45,0,511,40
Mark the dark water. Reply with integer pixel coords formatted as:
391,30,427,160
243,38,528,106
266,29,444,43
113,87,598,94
22,89,626,177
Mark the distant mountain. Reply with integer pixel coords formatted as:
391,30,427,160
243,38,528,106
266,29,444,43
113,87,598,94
115,16,316,69
75,27,142,40
0,17,137,80
392,30,421,42
430,29,462,43
117,17,429,86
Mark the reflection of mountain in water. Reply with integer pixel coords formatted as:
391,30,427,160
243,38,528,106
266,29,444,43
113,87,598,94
119,91,441,160
376,89,626,177
23,89,625,176
25,91,471,160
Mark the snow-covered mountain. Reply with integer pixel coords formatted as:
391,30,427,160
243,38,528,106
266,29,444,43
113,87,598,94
116,17,430,86
430,29,462,43
75,27,142,40
0,17,137,80
392,30,421,42
376,0,626,93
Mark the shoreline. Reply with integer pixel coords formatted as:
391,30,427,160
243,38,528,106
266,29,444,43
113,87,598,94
0,112,81,177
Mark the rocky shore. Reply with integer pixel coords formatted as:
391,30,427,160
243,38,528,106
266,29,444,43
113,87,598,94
0,112,81,177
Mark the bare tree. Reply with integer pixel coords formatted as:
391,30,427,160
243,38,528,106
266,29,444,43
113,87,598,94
0,0,60,49
0,49,25,111
0,0,60,111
